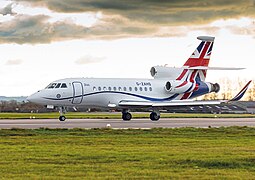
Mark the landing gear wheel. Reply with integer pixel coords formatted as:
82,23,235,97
150,112,160,121
122,112,132,121
59,115,66,121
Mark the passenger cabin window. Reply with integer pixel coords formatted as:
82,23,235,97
123,87,127,91
149,87,152,91
103,87,107,91
135,87,138,91
118,87,122,91
108,87,112,91
129,87,132,91
61,83,67,88
113,87,117,91
144,87,147,91
139,87,143,91
98,87,101,91
93,87,96,91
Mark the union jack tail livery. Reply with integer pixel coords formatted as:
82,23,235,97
184,36,214,68
176,36,215,82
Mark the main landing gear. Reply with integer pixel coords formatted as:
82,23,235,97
122,110,132,121
150,111,160,121
121,110,160,121
59,107,66,121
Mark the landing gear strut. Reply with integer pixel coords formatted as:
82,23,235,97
59,107,66,121
122,110,132,121
150,111,160,121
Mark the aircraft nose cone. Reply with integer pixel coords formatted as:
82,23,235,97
27,94,35,103
27,91,40,103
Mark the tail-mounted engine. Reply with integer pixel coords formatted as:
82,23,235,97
164,81,220,94
164,80,197,94
151,66,183,79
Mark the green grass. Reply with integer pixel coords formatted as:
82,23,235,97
1,127,255,179
0,112,255,119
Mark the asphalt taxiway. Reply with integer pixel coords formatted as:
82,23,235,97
0,118,255,129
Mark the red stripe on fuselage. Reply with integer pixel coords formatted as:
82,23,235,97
176,81,188,88
202,70,207,78
189,70,197,83
176,69,188,80
181,92,191,100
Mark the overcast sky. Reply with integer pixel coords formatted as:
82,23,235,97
0,0,255,96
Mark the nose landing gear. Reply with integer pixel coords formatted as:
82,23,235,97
59,115,66,121
59,107,66,121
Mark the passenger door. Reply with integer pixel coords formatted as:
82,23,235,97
72,82,83,104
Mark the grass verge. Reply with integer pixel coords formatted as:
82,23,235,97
1,127,255,178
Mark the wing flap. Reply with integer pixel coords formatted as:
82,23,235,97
152,100,224,107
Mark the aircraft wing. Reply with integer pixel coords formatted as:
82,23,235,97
118,80,251,108
118,99,224,108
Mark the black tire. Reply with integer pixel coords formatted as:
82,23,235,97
122,112,132,121
59,116,66,121
150,112,160,121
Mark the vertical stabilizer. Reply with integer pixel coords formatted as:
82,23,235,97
184,36,214,68
176,36,215,82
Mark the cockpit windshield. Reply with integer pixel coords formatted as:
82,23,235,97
46,83,57,89
45,83,68,89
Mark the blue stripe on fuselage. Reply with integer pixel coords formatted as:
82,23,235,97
43,91,180,102
189,81,209,99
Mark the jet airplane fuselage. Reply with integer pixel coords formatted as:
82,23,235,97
28,77,215,108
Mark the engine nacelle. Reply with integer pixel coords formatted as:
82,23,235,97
164,80,197,94
150,66,183,79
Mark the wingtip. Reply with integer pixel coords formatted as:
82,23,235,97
230,80,252,101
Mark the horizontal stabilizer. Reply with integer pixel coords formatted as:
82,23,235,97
188,66,245,70
197,36,215,42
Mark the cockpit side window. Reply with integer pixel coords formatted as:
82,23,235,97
61,83,67,88
55,83,61,88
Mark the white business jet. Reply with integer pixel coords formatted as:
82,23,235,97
27,36,251,121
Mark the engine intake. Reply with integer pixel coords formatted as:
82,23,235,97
164,80,194,94
165,81,172,91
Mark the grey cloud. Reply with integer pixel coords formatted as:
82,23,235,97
0,14,158,44
75,55,105,65
0,3,16,16
5,59,23,65
0,15,87,44
0,0,254,44
15,0,255,25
